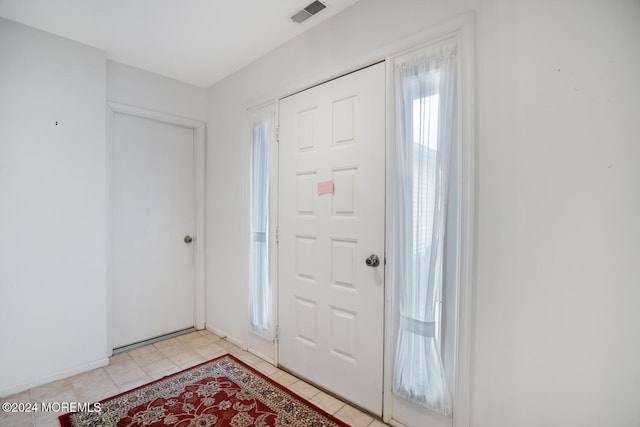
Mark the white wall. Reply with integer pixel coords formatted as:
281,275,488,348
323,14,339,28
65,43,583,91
0,18,108,395
474,1,640,425
206,0,640,426
107,60,206,121
0,23,207,397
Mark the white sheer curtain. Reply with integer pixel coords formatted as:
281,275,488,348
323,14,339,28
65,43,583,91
249,108,274,340
390,41,457,415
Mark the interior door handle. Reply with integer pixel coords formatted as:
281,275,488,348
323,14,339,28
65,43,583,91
365,254,380,267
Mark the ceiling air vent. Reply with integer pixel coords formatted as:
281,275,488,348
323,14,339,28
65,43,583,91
291,1,327,24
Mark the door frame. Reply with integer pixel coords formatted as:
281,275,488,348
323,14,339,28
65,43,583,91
245,12,475,426
106,102,206,354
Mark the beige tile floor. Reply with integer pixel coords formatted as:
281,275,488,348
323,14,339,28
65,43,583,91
0,330,390,427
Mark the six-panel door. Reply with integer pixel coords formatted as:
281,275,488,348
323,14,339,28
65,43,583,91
278,62,386,415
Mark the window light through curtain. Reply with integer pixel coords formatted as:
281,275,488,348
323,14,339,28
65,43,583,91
249,107,274,341
390,40,457,416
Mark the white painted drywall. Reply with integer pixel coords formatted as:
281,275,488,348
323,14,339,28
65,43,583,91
205,0,640,425
107,60,206,121
0,18,108,395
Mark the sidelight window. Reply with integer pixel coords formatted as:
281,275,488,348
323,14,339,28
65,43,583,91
390,41,458,416
249,107,275,340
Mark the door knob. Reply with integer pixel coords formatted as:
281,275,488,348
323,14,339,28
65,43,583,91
365,254,380,267
184,235,193,244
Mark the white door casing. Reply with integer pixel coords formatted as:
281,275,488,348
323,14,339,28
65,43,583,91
278,62,386,415
109,104,205,349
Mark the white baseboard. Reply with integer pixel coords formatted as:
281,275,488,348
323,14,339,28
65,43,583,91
1,357,109,398
205,325,243,349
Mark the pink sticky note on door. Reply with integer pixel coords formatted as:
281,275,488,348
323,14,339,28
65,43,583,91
318,180,334,195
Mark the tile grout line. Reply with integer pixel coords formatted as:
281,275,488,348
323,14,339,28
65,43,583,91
5,330,391,427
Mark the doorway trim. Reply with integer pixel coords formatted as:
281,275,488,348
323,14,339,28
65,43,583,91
239,12,475,426
105,102,206,354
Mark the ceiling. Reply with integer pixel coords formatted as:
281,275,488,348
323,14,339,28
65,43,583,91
0,0,361,88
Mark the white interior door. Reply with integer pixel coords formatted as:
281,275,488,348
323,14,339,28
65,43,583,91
278,62,385,415
111,112,195,349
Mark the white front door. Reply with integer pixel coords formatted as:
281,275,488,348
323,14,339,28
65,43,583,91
111,112,196,348
278,62,386,415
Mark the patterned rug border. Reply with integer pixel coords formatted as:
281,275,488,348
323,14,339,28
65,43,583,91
59,352,350,427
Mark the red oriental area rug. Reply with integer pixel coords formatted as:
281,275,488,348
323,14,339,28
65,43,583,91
59,353,349,427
